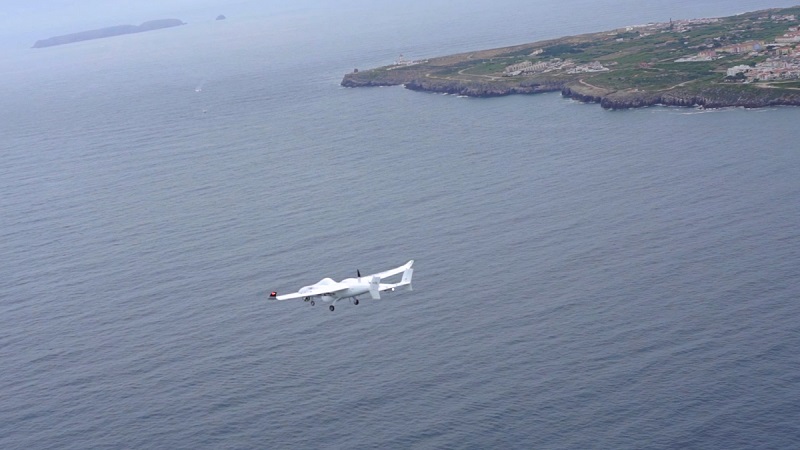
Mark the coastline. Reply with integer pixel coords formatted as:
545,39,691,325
341,6,800,109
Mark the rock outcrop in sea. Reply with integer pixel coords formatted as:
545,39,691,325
33,19,186,48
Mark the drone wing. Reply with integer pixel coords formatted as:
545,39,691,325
367,260,414,281
272,291,310,301
271,281,349,301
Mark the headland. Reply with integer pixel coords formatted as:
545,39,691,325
342,6,800,109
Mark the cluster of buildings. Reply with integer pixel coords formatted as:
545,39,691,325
618,17,721,37
503,60,552,76
503,59,609,77
675,42,765,62
387,54,426,70
722,26,800,81
663,20,800,82
503,58,576,76
567,61,610,74
776,27,800,44
499,14,800,83
770,14,797,22
664,17,722,33
727,57,800,81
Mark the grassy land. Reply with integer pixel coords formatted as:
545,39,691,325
762,80,800,89
345,6,800,99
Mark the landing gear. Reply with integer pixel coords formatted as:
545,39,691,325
329,305,335,312
353,298,360,305
310,301,315,306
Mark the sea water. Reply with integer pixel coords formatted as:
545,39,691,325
1,1,799,448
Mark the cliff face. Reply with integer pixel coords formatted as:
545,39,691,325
559,84,608,104
342,71,564,97
561,82,800,109
33,19,185,48
344,70,800,109
341,72,410,88
404,79,563,97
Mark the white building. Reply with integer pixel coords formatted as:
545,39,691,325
727,65,752,77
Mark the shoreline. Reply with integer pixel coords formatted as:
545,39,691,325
341,6,800,109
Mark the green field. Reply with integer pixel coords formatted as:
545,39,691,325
342,6,800,105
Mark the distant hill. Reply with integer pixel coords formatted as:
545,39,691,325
32,19,185,48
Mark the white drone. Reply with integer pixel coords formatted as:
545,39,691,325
270,260,414,311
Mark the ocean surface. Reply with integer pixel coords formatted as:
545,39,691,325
2,1,800,448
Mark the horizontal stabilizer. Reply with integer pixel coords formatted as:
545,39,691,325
376,264,413,294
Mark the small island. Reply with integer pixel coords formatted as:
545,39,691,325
32,19,185,48
342,6,800,109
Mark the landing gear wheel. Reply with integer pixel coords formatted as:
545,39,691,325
310,301,315,306
329,305,335,312
354,299,359,305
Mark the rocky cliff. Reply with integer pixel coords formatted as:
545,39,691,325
344,70,800,109
341,71,564,97
561,83,800,109
403,79,564,97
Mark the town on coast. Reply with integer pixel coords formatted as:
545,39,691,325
341,6,800,109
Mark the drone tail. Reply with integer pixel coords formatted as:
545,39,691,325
369,276,381,300
400,265,413,292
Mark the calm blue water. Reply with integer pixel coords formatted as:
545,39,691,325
2,1,800,448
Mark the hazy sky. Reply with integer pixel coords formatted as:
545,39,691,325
2,1,247,31
0,0,321,46
5,0,800,50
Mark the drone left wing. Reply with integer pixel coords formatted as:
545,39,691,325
270,281,349,301
271,292,308,301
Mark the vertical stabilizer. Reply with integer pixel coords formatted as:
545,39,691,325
369,276,381,299
401,267,413,291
